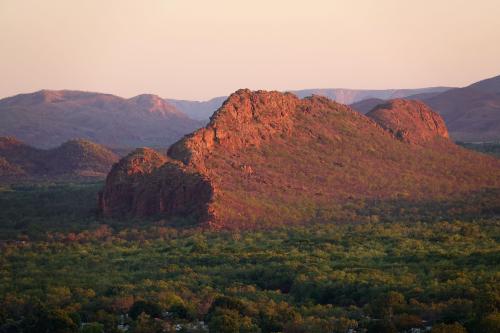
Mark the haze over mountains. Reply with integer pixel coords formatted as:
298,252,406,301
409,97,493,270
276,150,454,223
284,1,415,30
289,87,453,104
166,96,228,121
99,90,500,228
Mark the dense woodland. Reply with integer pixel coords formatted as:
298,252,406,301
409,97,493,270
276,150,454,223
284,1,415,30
0,182,499,333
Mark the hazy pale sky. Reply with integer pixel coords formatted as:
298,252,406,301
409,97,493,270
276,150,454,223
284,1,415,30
1,0,500,100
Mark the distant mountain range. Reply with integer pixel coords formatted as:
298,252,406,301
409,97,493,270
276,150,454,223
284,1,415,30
166,96,228,121
289,87,453,104
0,90,202,149
1,75,499,148
0,137,118,182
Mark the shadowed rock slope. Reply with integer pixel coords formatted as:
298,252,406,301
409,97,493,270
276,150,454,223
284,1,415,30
0,137,119,182
99,90,500,228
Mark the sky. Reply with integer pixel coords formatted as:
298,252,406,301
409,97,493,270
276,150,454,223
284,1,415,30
1,0,500,100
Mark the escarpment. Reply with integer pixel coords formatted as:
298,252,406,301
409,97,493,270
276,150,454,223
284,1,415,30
99,90,500,228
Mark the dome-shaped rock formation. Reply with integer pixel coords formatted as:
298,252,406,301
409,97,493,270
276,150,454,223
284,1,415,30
366,99,449,144
99,148,213,222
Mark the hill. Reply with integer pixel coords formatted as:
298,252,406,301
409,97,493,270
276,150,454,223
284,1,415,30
0,90,202,149
0,137,119,181
99,90,500,228
422,75,500,142
366,99,449,144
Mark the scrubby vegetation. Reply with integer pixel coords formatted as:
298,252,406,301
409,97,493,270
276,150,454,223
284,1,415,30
457,142,500,157
0,183,499,332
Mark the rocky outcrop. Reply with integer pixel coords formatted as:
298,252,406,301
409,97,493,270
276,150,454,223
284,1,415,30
366,99,449,144
168,89,300,167
98,148,168,217
99,90,500,228
98,148,213,222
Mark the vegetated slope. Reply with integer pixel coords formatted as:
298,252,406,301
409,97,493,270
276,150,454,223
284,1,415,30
349,98,385,114
423,75,500,142
99,90,500,228
0,90,202,148
166,96,227,121
0,137,118,181
290,87,452,105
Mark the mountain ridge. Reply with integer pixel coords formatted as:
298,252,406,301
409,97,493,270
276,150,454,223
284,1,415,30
0,90,202,149
99,90,500,228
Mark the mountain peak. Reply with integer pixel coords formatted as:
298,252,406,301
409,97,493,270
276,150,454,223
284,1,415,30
129,94,165,106
129,94,185,117
36,89,65,103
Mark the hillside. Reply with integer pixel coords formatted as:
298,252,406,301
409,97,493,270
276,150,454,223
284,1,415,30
99,90,500,228
0,90,202,149
423,75,500,142
0,137,118,181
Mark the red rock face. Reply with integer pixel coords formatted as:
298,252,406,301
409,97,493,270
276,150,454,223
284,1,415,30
99,90,500,228
168,89,300,168
366,99,449,144
98,148,167,217
98,148,214,223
